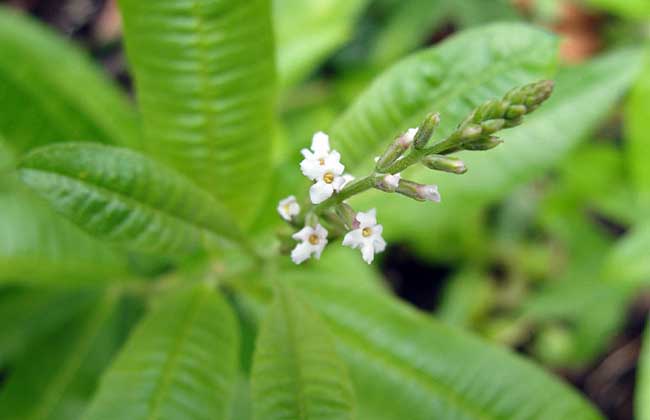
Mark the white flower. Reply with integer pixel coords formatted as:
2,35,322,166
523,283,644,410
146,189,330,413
277,195,300,221
384,173,401,190
300,132,344,180
291,224,328,264
309,170,347,204
418,184,441,202
342,209,386,264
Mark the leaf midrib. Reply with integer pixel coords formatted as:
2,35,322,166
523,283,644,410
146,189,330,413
278,289,308,420
146,288,207,420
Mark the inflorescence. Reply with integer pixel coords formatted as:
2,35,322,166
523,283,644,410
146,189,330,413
276,80,555,265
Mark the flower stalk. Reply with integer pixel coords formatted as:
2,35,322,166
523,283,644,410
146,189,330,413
278,80,555,264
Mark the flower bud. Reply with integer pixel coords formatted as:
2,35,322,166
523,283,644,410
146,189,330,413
460,124,483,142
374,173,401,192
305,212,319,227
463,136,503,151
335,203,357,230
421,155,467,174
375,129,416,171
396,179,441,202
505,104,527,119
413,112,441,149
481,119,505,135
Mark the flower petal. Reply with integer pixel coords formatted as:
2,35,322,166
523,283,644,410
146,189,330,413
311,131,330,155
356,208,377,228
361,243,375,264
309,181,334,204
292,226,313,241
291,242,313,264
342,229,363,248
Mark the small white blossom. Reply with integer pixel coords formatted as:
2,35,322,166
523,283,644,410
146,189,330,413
342,209,386,264
300,132,344,180
418,184,441,202
277,195,300,221
384,173,401,190
291,224,328,264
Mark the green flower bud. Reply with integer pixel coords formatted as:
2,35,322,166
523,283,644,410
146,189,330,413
463,136,503,151
422,155,467,174
396,179,441,202
460,124,483,142
505,104,527,119
413,112,441,149
376,129,416,171
481,119,505,134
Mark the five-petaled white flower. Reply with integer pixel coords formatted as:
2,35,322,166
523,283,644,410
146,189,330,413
277,195,300,221
291,224,328,264
300,132,351,204
342,209,386,264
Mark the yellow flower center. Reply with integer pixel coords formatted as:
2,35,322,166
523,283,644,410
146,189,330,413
362,227,372,237
319,158,326,165
323,172,334,184
308,234,320,245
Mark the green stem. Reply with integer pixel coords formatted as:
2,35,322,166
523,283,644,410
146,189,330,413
312,176,376,214
311,133,462,215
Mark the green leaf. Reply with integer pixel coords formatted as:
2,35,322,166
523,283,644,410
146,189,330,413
285,269,604,420
274,0,369,86
251,283,355,420
0,290,124,420
83,284,240,420
0,182,125,284
356,49,643,259
18,143,244,255
0,6,139,154
637,318,650,420
0,288,98,365
604,223,650,287
437,269,493,329
117,0,276,224
372,0,518,66
625,50,650,213
331,23,558,171
585,0,650,18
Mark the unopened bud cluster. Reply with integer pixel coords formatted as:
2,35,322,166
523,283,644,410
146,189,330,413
276,80,554,265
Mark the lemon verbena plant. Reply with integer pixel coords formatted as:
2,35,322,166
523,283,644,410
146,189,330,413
1,1,640,420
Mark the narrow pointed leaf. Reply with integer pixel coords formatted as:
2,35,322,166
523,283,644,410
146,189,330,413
284,268,604,420
18,143,244,255
251,284,355,420
0,6,139,153
83,284,240,420
118,0,276,223
0,290,124,420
